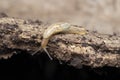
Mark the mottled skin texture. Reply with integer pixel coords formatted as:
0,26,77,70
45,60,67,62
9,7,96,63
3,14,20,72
34,23,88,60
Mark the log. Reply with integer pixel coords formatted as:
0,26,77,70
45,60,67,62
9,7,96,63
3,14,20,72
0,17,120,68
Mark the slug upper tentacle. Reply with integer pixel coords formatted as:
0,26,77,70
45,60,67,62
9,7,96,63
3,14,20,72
34,22,88,60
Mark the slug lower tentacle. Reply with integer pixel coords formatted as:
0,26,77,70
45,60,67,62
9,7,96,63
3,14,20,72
34,23,88,60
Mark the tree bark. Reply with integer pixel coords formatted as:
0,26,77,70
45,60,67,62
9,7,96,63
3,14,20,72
0,17,120,68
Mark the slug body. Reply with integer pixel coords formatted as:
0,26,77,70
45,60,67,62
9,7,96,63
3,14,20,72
35,23,87,60
42,23,87,47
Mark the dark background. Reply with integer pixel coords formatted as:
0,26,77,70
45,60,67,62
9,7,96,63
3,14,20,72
0,51,120,80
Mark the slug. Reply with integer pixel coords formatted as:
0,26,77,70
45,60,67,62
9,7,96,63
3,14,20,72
33,23,88,60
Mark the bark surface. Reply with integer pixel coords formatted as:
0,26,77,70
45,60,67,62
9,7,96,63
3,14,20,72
0,17,120,68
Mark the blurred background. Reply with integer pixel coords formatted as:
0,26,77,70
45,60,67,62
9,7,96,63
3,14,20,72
0,0,120,35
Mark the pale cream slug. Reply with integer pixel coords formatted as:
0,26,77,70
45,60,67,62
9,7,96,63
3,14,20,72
34,23,88,60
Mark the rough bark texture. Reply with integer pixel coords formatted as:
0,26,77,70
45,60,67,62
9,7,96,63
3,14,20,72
0,17,120,68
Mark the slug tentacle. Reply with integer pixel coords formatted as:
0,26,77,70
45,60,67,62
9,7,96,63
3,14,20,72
43,47,53,60
34,23,88,60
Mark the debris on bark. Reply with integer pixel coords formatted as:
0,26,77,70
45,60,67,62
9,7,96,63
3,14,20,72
0,17,120,68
